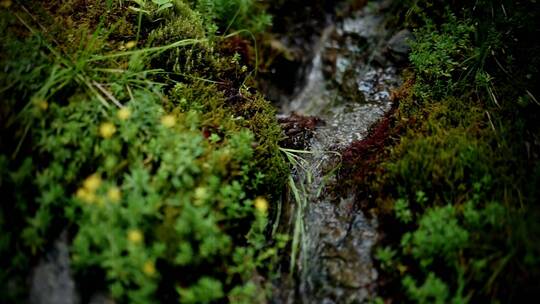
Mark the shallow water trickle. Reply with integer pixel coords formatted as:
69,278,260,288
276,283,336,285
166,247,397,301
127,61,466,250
275,2,403,303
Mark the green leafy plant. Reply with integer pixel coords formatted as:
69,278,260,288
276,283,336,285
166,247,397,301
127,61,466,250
401,205,469,268
375,246,397,271
195,0,272,34
409,14,475,100
129,0,174,14
394,198,413,224
402,273,449,304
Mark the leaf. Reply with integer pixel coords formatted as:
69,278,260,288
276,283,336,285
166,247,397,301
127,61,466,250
156,3,173,12
132,0,146,6
152,0,171,5
128,6,151,14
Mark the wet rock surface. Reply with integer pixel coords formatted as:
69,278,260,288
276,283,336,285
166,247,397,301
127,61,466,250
275,1,404,303
301,195,379,303
385,29,413,64
282,2,401,149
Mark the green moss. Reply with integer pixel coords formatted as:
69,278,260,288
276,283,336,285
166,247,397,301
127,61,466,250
231,91,289,196
147,1,206,46
369,1,540,302
169,80,287,199
385,127,494,205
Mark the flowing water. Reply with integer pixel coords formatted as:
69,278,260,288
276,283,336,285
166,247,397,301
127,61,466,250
274,1,405,303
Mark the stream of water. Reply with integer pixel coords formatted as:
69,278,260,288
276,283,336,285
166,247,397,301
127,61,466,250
275,1,405,302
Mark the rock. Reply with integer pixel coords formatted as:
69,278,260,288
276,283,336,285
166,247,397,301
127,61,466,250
386,29,413,63
29,231,79,304
342,15,384,39
272,2,402,303
340,68,366,103
278,113,324,150
301,195,379,303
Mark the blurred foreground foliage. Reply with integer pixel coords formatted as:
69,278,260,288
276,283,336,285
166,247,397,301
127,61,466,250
0,0,287,302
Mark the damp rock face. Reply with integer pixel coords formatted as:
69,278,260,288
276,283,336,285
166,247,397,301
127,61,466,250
274,1,404,303
29,232,79,304
386,29,414,63
301,195,379,303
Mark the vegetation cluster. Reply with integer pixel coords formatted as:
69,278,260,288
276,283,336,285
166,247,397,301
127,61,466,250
340,0,540,302
1,0,539,303
0,0,287,303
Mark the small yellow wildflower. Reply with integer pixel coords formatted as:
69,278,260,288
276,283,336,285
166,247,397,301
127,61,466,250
0,0,12,8
107,187,122,203
37,99,48,110
194,187,207,206
161,114,176,128
254,197,269,214
83,174,102,192
99,122,116,138
127,229,144,244
117,107,131,120
76,187,87,199
142,260,156,276
125,40,137,49
76,187,96,204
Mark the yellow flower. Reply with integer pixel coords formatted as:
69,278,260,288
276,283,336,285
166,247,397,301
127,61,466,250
39,101,49,110
194,187,207,206
254,197,269,214
83,174,102,192
0,0,12,8
117,107,131,120
35,99,48,110
125,40,137,49
99,122,116,138
160,114,176,128
142,260,156,276
76,187,96,204
107,187,121,203
127,229,143,244
76,187,87,199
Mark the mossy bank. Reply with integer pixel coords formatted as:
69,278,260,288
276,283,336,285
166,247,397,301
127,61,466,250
340,0,540,302
0,0,287,303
